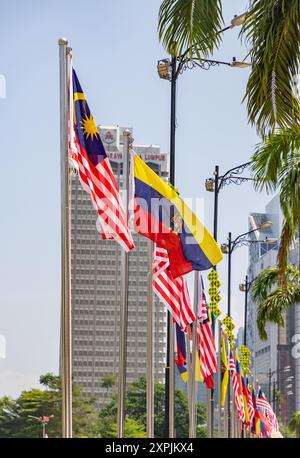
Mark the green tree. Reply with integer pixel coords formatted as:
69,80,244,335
288,411,300,438
100,374,116,400
251,265,300,339
251,128,300,284
99,376,206,438
158,0,223,61
158,1,300,136
103,418,146,438
0,373,100,438
240,1,300,136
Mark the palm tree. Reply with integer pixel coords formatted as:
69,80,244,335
251,265,300,340
241,1,300,137
251,127,300,284
158,0,223,61
288,411,300,438
158,1,300,136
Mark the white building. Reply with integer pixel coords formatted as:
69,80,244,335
247,195,300,423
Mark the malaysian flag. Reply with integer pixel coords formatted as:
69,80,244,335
229,350,245,422
69,65,134,252
153,245,196,332
244,378,255,426
257,389,280,435
197,278,217,388
241,375,254,427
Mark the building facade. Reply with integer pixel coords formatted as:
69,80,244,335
71,126,167,406
246,195,300,423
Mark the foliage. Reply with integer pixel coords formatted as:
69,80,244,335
288,411,300,438
102,418,146,438
251,128,300,283
158,0,223,60
251,265,300,339
99,376,206,438
0,373,100,438
101,374,116,391
241,1,300,136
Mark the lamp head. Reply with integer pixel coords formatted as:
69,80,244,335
205,178,215,192
231,57,252,68
157,59,172,80
221,243,229,254
260,220,272,229
231,13,247,27
239,283,246,292
265,237,277,244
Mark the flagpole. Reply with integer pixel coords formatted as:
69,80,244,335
117,130,131,438
58,37,72,439
147,241,154,438
186,329,191,422
189,271,199,438
169,320,175,437
223,334,228,438
217,321,222,437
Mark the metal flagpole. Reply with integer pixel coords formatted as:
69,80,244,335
206,385,212,437
169,320,175,437
232,397,236,438
117,130,131,438
217,321,222,437
164,55,177,439
58,37,72,439
223,334,228,438
147,241,154,438
186,328,191,421
189,271,199,438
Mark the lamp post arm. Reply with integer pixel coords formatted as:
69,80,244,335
231,227,260,253
217,161,252,193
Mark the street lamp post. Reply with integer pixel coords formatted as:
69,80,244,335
158,17,250,437
205,162,254,436
221,223,274,437
239,275,256,346
205,162,254,242
28,415,54,438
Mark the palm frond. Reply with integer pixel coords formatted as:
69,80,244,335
277,155,300,283
158,0,223,60
250,126,300,192
251,267,280,303
256,282,300,340
241,0,300,136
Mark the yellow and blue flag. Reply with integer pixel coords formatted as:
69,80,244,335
221,332,229,406
132,153,223,277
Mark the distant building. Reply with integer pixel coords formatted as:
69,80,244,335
71,125,167,406
236,327,244,349
247,195,300,423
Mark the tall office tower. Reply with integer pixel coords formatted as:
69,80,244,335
247,195,300,424
71,126,168,406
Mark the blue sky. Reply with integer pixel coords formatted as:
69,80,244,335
0,0,272,396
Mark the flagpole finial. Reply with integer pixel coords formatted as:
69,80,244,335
123,129,133,147
58,38,68,45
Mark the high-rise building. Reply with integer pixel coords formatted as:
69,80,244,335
71,126,167,406
247,195,300,424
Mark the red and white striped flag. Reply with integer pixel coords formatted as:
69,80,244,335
69,62,134,252
197,283,218,388
257,390,279,432
153,246,196,332
229,351,245,422
245,383,255,425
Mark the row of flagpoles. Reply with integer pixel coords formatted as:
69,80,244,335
58,39,282,439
